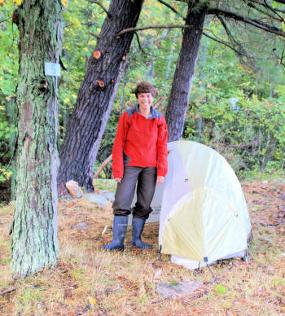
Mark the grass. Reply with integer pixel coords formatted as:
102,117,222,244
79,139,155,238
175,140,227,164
242,168,285,182
0,179,284,315
94,178,117,192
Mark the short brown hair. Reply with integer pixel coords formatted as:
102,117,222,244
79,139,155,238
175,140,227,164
134,81,157,98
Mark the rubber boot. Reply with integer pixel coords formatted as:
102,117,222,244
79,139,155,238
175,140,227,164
104,215,128,251
132,217,152,249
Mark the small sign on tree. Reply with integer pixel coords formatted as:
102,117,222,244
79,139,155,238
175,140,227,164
44,62,61,77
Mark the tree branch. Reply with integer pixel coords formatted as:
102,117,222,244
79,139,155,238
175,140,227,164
217,16,257,69
281,44,285,66
202,31,248,57
89,0,112,18
218,16,238,44
263,0,285,20
244,0,283,22
89,32,101,40
253,0,285,14
0,287,16,296
272,44,285,67
134,32,147,55
208,7,285,37
94,155,112,179
273,0,285,4
117,24,192,36
157,0,186,20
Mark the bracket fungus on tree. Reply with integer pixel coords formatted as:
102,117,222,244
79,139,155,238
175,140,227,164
93,50,102,60
96,80,105,90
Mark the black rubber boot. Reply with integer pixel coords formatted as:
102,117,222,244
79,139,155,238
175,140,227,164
104,215,128,251
132,217,152,249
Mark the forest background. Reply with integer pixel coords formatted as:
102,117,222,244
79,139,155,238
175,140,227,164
0,0,284,201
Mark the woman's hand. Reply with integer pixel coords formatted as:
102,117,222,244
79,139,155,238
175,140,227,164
156,176,165,185
114,178,122,183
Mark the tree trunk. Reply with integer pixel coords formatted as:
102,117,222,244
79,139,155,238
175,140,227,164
58,0,144,194
11,0,63,278
166,1,207,142
196,16,211,141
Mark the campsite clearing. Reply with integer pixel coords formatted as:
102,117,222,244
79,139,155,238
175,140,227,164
0,179,284,315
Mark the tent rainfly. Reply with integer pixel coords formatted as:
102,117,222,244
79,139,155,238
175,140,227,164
148,140,252,270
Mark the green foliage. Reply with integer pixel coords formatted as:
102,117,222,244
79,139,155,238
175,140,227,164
215,284,227,295
0,3,18,186
0,0,285,185
184,91,285,176
0,104,16,183
0,3,19,97
181,21,285,177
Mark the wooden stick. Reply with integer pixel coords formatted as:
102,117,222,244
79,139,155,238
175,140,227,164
0,287,16,296
94,155,112,179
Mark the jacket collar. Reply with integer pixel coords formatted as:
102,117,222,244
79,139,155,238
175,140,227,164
134,104,160,119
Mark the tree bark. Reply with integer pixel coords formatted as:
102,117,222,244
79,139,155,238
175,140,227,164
11,0,63,278
166,1,207,141
58,0,144,194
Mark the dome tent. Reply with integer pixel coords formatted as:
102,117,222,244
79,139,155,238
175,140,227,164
149,140,252,269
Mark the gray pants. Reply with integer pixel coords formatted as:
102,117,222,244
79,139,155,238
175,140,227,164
113,166,157,219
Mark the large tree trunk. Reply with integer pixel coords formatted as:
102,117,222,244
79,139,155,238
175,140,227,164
58,0,144,194
11,0,63,278
166,1,207,141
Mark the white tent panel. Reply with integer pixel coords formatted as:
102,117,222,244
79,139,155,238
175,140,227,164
176,141,251,236
158,141,251,269
158,142,190,243
161,188,248,261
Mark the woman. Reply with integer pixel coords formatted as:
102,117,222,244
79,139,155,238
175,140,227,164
104,81,168,251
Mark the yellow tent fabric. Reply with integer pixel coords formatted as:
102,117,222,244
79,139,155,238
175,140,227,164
158,141,251,268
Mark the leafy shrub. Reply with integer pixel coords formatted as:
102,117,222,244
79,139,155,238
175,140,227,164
184,96,285,176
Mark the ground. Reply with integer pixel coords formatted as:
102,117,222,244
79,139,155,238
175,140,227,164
0,179,284,315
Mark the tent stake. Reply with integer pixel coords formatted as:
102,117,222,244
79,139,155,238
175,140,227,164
206,263,216,283
158,245,162,261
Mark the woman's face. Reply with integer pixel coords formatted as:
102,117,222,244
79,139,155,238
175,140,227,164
137,92,153,113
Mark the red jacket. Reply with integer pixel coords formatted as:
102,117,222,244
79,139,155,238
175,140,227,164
112,106,168,179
